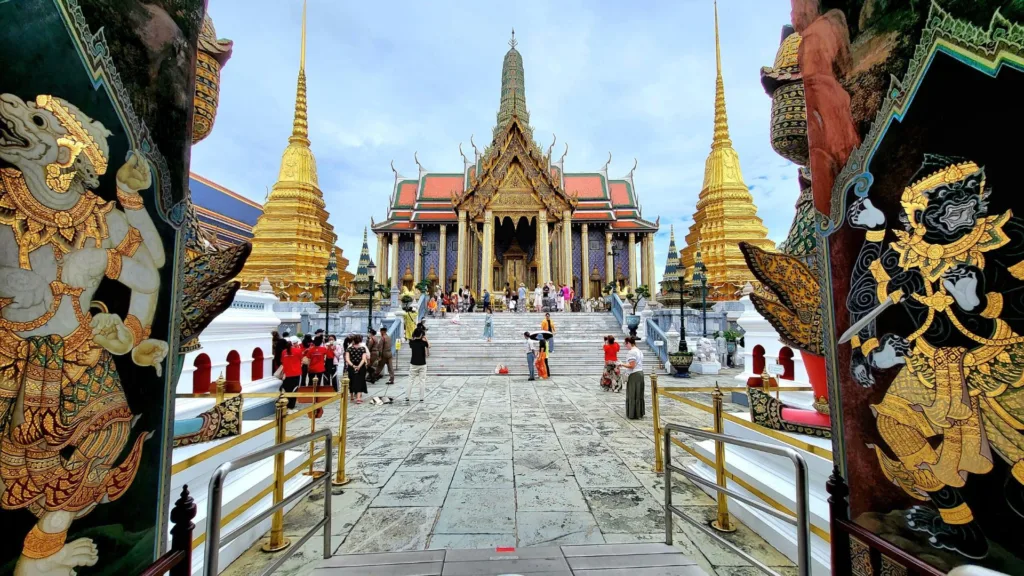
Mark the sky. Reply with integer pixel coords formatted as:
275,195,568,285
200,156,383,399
192,0,798,287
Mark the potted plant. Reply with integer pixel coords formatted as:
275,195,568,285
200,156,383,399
723,329,741,354
624,285,650,338
602,281,617,303
669,345,694,378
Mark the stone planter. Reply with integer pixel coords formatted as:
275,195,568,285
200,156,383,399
669,352,694,378
625,314,641,338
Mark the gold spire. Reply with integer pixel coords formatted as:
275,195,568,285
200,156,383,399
237,0,348,302
680,1,774,296
711,0,732,150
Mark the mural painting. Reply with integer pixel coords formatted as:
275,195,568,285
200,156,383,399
0,0,201,573
824,4,1024,573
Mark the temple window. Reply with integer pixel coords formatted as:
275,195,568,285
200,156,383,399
225,350,241,386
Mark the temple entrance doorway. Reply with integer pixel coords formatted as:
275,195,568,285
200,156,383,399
493,216,538,291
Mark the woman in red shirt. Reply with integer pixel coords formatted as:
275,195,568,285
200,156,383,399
304,335,328,388
601,335,621,392
280,341,304,409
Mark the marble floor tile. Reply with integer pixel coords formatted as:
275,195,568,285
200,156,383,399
634,470,716,507
515,476,589,512
463,438,513,460
428,533,516,550
674,505,794,568
584,487,668,534
357,437,419,459
399,446,462,470
513,450,574,477
512,431,563,452
434,488,515,533
344,458,402,488
339,506,438,554
373,468,456,507
569,456,642,488
417,429,469,447
451,458,513,489
515,511,604,547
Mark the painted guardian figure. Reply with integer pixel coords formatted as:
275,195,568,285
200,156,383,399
0,93,167,574
847,154,1024,559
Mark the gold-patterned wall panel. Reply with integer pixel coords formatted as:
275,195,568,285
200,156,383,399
851,536,874,576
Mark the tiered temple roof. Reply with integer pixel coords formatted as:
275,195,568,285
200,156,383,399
680,2,775,293
372,31,655,234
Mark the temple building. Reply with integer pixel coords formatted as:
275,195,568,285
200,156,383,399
371,32,659,298
680,3,775,296
234,3,348,301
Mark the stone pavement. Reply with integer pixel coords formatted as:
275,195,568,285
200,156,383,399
224,371,797,576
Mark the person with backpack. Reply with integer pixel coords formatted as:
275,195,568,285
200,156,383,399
407,323,429,402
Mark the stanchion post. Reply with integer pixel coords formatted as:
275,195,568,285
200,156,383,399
214,373,226,406
711,382,736,532
651,373,663,474
333,376,351,487
261,395,292,552
306,376,326,479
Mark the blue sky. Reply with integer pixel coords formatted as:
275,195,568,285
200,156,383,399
193,0,798,286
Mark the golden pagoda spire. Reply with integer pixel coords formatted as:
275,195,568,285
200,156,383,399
237,0,347,301
680,1,774,296
711,0,732,150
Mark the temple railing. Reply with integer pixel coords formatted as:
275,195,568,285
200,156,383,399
171,377,351,571
611,293,624,326
416,293,428,324
645,317,669,366
385,317,403,357
648,377,830,545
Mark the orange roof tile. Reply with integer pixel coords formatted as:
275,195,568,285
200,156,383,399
564,175,605,199
422,175,464,200
395,182,418,207
609,182,633,207
412,211,456,222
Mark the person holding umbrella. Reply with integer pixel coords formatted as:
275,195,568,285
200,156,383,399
541,313,555,353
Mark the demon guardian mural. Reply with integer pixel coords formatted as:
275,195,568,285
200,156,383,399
0,1,201,574
825,4,1024,573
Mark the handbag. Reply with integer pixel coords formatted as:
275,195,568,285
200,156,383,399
273,365,284,379
301,356,310,366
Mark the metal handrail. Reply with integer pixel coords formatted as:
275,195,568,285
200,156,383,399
385,317,403,357
611,293,624,326
662,422,810,576
416,293,428,323
203,428,333,576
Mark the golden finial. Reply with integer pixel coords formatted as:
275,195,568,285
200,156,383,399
300,0,307,70
509,28,518,49
711,0,732,150
289,0,309,145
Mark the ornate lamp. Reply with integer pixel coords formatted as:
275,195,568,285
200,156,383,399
324,251,339,336
364,259,377,333
693,245,709,337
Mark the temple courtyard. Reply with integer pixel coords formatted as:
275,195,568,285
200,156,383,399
223,370,796,576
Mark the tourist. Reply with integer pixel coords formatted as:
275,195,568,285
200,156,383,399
541,312,555,353
345,334,369,404
518,284,527,313
536,338,549,379
325,334,339,390
427,296,438,317
407,323,429,402
376,326,396,385
452,290,460,314
305,335,328,389
622,337,645,419
483,288,491,312
468,292,476,312
271,330,282,372
366,329,379,383
510,293,518,313
483,308,494,342
601,335,622,392
279,341,303,409
440,293,448,318
523,332,537,381
300,334,313,386
556,283,565,311
533,284,542,311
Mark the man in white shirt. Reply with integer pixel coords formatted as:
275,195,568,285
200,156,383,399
523,332,537,381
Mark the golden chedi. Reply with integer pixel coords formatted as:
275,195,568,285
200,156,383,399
237,2,340,301
681,1,775,296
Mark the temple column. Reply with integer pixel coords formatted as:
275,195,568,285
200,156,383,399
538,210,550,283
580,223,590,299
605,229,614,285
376,232,385,283
438,225,447,291
390,232,400,286
562,210,572,287
640,234,650,290
482,210,494,293
413,231,422,285
456,210,467,289
628,232,638,289
647,233,658,292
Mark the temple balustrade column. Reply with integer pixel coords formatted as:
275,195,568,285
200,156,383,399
538,210,550,283
580,223,590,299
605,229,614,285
640,234,650,290
562,210,572,287
628,232,638,290
482,210,494,294
390,232,400,286
413,231,422,285
456,210,467,289
438,225,447,292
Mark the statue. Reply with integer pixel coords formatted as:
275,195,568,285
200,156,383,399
0,94,167,573
695,338,718,363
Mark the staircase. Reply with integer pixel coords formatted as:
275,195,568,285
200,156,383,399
394,312,663,375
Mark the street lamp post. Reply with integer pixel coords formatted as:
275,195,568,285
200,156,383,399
663,267,690,353
364,260,378,334
693,247,708,338
324,252,339,336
